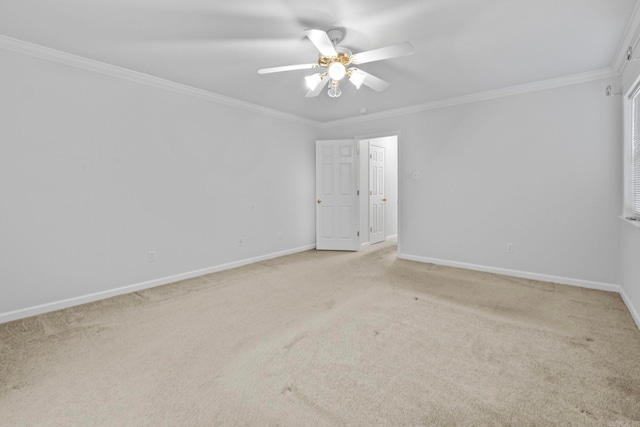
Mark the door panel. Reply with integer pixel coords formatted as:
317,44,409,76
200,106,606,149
316,140,360,251
369,144,385,245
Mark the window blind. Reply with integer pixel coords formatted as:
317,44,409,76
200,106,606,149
634,88,640,216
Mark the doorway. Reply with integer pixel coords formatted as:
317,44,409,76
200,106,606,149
314,135,398,252
359,135,398,247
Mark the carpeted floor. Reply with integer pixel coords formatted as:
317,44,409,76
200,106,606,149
1,241,639,426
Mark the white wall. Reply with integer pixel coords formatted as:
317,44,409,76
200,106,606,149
620,58,640,326
358,136,398,246
321,78,622,289
0,48,318,319
0,42,632,325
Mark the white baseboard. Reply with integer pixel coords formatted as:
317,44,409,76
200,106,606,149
619,286,640,330
5,246,637,332
397,253,621,293
0,244,316,324
399,253,640,331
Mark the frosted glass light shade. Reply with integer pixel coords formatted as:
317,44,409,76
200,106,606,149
328,84,342,98
328,62,346,80
349,69,366,89
305,74,323,90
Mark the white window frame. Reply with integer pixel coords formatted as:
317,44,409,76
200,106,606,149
624,74,640,225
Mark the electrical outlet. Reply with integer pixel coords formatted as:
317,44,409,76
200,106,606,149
238,236,244,247
148,250,157,262
278,231,284,240
506,243,514,254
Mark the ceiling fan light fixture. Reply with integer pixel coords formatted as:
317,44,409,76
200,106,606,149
328,83,342,98
328,62,346,81
305,73,324,90
257,28,413,99
348,69,366,89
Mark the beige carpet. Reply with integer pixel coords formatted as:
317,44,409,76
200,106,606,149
1,241,639,426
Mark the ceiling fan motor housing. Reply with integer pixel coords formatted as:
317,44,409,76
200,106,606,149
318,47,353,68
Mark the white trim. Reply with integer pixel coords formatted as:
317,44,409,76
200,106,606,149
397,253,621,293
620,215,640,229
619,286,640,330
398,254,640,330
623,79,636,221
613,0,640,75
0,35,625,128
0,244,315,325
0,35,318,127
623,75,640,223
322,69,618,128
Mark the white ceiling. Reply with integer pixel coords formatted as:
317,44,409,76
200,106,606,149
0,0,638,122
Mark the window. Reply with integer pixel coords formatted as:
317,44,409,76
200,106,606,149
632,85,640,218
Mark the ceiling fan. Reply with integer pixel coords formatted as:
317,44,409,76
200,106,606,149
258,29,414,98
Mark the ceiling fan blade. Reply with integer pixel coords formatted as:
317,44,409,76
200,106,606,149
351,42,414,64
304,29,337,57
305,75,330,97
258,64,318,74
359,70,390,92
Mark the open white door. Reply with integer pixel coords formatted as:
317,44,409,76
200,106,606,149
369,143,386,244
316,139,360,251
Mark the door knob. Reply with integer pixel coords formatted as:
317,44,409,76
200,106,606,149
317,199,322,204
382,198,388,202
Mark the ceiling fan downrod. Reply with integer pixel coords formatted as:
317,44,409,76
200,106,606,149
326,28,345,46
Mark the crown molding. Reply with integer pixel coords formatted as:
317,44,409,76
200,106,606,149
0,35,321,128
613,0,640,75
320,68,619,128
0,33,629,130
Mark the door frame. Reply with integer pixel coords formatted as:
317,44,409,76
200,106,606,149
356,132,401,254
